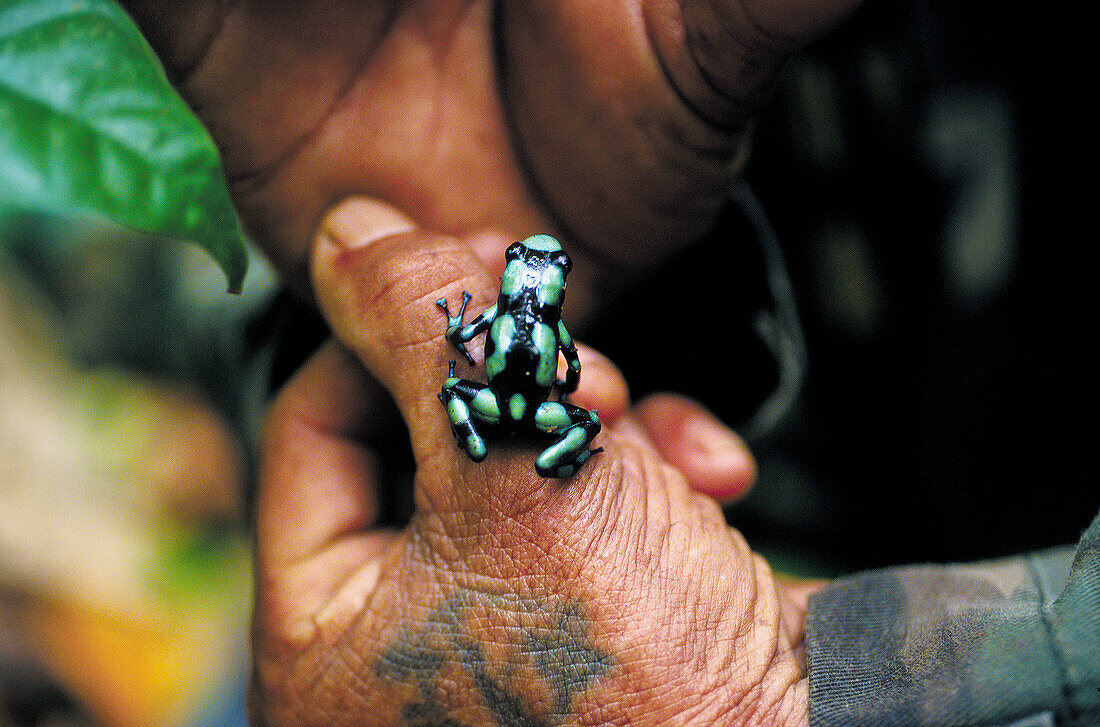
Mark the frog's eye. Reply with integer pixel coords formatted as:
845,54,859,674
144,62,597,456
553,251,572,274
505,241,525,261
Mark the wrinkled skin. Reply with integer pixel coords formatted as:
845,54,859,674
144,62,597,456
123,1,859,724
260,208,814,725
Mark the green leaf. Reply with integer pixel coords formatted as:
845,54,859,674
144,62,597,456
0,0,247,292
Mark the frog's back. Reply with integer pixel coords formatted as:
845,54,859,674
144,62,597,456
484,308,558,418
481,234,574,422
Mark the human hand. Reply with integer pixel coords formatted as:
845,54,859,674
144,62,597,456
121,0,857,504
124,0,860,310
250,200,811,726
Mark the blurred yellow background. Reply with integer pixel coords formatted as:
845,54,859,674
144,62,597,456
1,208,277,727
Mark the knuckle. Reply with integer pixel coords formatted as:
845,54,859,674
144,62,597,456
338,235,491,346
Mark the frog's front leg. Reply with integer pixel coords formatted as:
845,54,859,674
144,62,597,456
438,360,501,462
554,319,581,402
436,293,497,367
533,401,603,478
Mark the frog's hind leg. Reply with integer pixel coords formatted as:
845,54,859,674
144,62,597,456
438,361,501,462
533,401,603,478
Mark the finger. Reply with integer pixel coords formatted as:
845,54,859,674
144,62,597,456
310,196,506,472
708,0,863,45
500,1,862,281
659,0,865,120
634,393,756,503
498,1,743,276
563,344,631,425
256,339,396,625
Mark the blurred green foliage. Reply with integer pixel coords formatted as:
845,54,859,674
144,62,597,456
0,0,247,292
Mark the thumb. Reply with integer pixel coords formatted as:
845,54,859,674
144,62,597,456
310,196,505,471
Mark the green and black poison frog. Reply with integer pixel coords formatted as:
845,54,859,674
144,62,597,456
436,234,602,478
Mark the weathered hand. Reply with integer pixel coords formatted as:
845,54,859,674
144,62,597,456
250,199,808,726
123,0,859,308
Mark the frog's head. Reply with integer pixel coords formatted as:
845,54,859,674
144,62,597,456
506,234,573,276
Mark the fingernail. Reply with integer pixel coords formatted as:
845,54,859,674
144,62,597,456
320,197,417,250
685,415,748,459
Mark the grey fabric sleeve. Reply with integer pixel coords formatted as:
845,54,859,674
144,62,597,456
806,512,1100,726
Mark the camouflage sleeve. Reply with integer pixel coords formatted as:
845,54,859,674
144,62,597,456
805,511,1100,727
